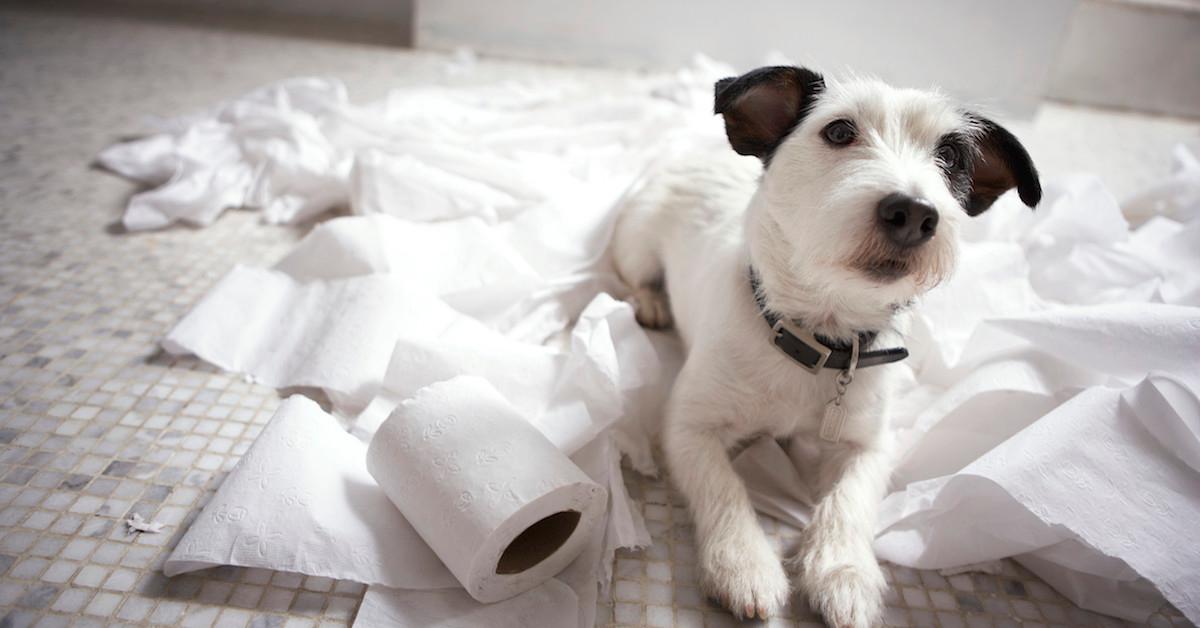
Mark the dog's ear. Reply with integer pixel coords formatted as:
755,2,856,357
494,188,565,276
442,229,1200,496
714,66,825,162
965,115,1042,215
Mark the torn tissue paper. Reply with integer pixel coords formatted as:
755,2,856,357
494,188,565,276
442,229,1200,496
358,292,659,457
162,264,492,413
104,61,1200,626
163,394,460,589
367,376,606,603
165,392,635,628
97,74,699,232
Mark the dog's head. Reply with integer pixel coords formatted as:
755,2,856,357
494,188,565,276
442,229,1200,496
716,66,1040,309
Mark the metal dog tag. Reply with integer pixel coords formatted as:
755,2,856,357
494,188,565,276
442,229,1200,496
820,401,846,442
819,337,859,443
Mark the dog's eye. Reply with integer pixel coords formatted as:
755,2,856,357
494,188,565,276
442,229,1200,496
936,144,960,169
821,120,857,146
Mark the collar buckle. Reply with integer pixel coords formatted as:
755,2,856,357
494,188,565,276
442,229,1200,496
771,319,831,374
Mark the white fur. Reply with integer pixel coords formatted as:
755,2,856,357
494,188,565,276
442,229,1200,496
612,77,974,624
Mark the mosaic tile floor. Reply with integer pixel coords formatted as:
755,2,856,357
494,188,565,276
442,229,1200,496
1,5,1197,627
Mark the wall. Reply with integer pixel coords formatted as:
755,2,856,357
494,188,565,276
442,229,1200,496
416,0,1079,117
1049,0,1200,118
62,0,416,46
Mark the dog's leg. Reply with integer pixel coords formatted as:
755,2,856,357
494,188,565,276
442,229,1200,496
791,442,890,628
664,392,790,619
611,188,673,329
627,285,672,330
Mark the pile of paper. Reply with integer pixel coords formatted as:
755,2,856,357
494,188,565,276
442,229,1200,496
99,60,1200,625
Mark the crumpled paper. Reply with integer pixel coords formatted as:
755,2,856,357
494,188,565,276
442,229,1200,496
356,292,659,456
96,71,705,232
103,63,1200,625
273,214,543,322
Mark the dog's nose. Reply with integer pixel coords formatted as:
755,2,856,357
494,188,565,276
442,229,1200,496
876,193,938,248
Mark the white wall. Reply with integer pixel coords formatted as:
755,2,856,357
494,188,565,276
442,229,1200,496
1049,0,1200,118
96,0,415,43
118,0,411,21
416,0,1079,117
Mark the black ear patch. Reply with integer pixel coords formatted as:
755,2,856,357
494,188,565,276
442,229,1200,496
965,115,1042,215
713,66,825,163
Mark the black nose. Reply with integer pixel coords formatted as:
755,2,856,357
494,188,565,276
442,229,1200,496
876,193,938,248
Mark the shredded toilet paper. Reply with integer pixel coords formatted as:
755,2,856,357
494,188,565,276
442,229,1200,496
164,395,460,588
101,60,1200,625
162,265,493,412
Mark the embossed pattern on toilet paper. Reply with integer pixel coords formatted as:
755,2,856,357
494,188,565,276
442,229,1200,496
164,395,459,589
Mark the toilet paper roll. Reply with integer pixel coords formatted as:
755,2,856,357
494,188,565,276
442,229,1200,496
366,375,607,603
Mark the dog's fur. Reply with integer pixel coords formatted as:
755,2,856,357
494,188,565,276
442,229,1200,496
612,66,1040,626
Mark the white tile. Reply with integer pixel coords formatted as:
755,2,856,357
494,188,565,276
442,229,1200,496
42,560,79,584
303,576,333,592
676,608,704,628
181,604,221,628
149,600,187,624
646,581,672,605
646,605,673,627
68,495,104,514
51,588,93,613
646,560,672,581
613,579,641,602
215,609,252,628
90,542,126,565
72,565,110,588
614,602,642,624
261,588,296,613
21,510,58,530
0,582,27,606
271,571,304,589
116,596,156,621
84,591,123,616
615,558,642,578
10,557,49,579
326,596,357,620
102,568,139,592
229,584,264,608
198,580,234,605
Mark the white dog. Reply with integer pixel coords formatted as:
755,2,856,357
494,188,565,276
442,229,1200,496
612,66,1040,626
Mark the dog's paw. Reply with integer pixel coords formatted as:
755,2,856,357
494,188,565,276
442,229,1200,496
791,550,885,628
700,532,790,620
630,286,672,329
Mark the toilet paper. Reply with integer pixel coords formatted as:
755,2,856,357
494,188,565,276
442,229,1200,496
366,376,607,604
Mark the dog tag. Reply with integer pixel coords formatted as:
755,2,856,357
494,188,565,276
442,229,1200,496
820,402,846,442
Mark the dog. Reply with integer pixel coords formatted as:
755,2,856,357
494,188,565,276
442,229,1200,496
611,66,1040,626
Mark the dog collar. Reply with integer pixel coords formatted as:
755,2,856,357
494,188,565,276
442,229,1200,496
748,267,909,373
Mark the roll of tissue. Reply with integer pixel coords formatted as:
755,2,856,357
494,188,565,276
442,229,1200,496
366,375,608,603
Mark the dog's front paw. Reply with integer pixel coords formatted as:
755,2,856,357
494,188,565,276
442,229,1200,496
791,547,886,628
700,532,790,620
630,286,672,329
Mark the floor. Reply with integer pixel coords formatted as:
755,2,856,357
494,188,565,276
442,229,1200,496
1,6,1197,628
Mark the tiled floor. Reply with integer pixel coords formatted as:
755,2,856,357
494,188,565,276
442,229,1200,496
1,5,1197,628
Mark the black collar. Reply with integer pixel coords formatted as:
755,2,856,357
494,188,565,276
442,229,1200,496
749,267,909,373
